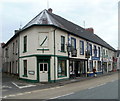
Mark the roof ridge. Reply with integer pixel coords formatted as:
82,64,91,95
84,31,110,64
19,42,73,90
22,9,47,29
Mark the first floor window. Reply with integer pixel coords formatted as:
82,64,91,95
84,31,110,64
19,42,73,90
71,38,76,50
58,59,67,77
23,60,27,76
80,40,84,55
61,36,65,52
23,36,27,52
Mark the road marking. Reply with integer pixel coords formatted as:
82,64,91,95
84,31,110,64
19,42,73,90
8,95,16,97
16,93,24,96
49,92,74,99
88,86,95,89
110,80,117,82
12,82,36,89
96,83,106,87
2,86,64,98
2,86,12,89
88,83,107,89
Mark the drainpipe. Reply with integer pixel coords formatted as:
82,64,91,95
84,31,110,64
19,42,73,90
67,34,70,79
53,28,57,83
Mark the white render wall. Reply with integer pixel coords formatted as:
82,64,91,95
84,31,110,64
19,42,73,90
19,26,56,57
19,56,37,80
2,36,19,74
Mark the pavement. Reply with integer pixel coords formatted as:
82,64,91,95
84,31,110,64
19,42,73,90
2,71,118,86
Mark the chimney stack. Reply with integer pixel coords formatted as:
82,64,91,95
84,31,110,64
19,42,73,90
85,28,94,33
1,42,5,47
48,8,53,13
15,30,19,34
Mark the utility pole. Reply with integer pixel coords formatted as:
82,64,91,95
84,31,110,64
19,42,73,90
83,21,85,28
47,0,49,9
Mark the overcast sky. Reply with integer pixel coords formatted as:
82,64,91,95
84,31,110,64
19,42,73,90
0,0,119,49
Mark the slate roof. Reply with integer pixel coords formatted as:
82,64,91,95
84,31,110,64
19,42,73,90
22,9,115,51
3,9,116,51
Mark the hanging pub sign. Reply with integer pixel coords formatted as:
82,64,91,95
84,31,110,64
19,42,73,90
85,50,90,58
67,44,72,52
71,49,77,57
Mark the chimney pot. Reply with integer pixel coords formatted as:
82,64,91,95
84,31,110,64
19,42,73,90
48,8,52,13
85,28,94,33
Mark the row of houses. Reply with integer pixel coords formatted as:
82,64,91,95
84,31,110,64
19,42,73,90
1,8,119,83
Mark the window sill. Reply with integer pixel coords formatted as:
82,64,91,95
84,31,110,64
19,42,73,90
58,75,67,78
22,75,28,77
23,51,27,53
60,51,66,53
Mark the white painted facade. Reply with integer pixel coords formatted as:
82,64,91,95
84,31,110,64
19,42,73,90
2,25,116,82
2,36,19,75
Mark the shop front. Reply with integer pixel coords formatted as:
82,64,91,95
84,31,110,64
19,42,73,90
69,58,87,78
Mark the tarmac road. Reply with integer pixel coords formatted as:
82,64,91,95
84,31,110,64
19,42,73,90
56,80,118,99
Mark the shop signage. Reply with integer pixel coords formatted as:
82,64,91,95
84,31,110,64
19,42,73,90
92,57,100,60
28,71,35,75
85,50,90,58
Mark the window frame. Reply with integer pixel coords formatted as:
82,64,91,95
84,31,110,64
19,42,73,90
89,44,92,56
61,36,65,52
80,40,84,55
98,47,100,57
23,60,28,77
58,58,67,78
71,37,76,50
23,36,27,53
94,45,97,57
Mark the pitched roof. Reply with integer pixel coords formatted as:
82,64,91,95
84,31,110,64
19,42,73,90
4,9,116,51
22,9,115,51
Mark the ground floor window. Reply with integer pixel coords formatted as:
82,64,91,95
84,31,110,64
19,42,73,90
70,60,86,78
89,60,93,72
98,61,102,71
23,60,27,76
58,59,67,77
103,62,107,72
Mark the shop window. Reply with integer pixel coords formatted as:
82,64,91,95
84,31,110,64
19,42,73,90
23,60,27,77
61,36,65,52
23,36,27,52
89,61,93,72
58,59,67,77
98,61,101,71
80,40,84,55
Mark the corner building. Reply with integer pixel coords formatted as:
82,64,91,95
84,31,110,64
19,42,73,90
2,9,116,82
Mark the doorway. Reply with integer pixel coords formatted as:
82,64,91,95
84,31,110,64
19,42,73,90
39,63,48,82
